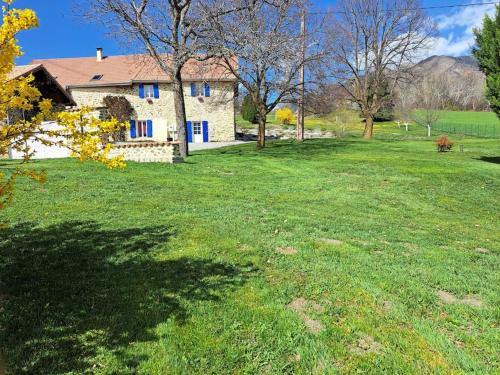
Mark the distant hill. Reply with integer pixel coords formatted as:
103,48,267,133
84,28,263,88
414,55,482,80
409,55,488,111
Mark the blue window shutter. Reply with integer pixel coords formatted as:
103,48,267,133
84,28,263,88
190,82,196,97
138,83,145,98
204,82,210,97
187,121,193,143
202,121,209,142
153,83,159,99
147,120,153,138
130,120,136,139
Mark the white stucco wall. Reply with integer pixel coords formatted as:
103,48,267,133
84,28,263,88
69,82,236,142
9,121,72,160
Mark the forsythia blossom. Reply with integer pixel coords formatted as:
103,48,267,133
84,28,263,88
0,0,126,209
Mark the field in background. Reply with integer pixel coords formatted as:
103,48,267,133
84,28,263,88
236,111,427,138
237,110,500,139
413,110,500,138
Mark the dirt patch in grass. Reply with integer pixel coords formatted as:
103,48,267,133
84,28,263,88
403,243,418,251
313,360,338,374
475,247,490,254
381,300,392,311
461,295,484,307
437,291,484,307
286,298,324,334
437,290,458,304
319,238,343,246
349,334,382,355
276,246,298,255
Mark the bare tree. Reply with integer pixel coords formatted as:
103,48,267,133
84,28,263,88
305,83,351,116
411,76,443,137
398,70,489,114
326,0,436,139
201,0,323,148
393,87,413,130
89,0,212,157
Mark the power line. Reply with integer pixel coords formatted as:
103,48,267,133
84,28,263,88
309,1,500,15
417,1,499,10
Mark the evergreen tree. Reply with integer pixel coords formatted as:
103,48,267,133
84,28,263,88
240,94,258,124
473,5,500,117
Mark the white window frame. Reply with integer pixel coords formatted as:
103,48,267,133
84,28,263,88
195,83,205,97
144,84,155,99
167,123,178,141
193,121,202,135
135,120,150,139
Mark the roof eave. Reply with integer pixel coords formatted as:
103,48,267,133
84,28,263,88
68,77,238,89
67,81,133,89
7,64,43,81
10,64,75,106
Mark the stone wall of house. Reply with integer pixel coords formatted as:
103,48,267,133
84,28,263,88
107,141,183,163
70,81,235,142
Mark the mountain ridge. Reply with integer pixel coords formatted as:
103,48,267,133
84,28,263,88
414,55,481,78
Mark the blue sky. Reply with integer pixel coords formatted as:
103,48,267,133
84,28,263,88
14,0,498,65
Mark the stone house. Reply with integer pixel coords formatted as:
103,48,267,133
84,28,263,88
31,49,238,145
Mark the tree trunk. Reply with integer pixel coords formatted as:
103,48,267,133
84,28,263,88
257,110,267,149
296,11,306,142
172,67,188,158
363,116,374,139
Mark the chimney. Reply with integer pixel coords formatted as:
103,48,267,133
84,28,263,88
96,47,103,62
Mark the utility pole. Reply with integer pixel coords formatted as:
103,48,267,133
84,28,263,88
296,9,306,141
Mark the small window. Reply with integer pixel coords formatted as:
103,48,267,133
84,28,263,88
195,83,205,97
144,84,155,98
135,120,151,138
190,82,210,97
193,121,202,135
91,74,103,81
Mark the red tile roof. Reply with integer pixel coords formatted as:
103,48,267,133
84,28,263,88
30,54,237,89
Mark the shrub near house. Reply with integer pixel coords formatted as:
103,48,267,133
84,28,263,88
436,135,454,152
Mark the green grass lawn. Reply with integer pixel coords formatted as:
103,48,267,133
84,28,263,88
1,136,499,374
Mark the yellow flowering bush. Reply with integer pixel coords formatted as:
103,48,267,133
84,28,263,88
276,107,295,125
0,0,126,209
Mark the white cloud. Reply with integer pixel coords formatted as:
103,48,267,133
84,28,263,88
427,34,474,57
435,3,495,32
423,3,496,57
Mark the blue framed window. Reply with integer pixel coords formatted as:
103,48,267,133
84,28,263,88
139,83,160,99
131,120,153,138
190,82,210,97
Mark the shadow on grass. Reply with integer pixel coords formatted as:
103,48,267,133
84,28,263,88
0,159,42,167
208,138,355,160
0,221,251,374
475,156,500,164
